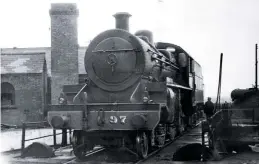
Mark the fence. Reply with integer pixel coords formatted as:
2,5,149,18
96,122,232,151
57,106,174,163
21,121,72,153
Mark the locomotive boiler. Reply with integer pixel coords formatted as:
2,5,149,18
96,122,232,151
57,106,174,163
48,12,204,159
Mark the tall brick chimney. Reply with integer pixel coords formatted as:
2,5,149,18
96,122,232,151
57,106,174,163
49,3,79,104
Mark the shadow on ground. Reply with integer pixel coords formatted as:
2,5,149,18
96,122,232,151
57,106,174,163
172,143,215,162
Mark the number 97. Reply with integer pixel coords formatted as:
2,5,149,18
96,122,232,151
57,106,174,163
109,116,127,124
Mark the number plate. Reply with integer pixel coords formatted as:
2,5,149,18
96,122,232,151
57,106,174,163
109,116,127,124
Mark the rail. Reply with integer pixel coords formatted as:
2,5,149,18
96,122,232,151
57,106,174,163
136,120,203,164
21,121,72,154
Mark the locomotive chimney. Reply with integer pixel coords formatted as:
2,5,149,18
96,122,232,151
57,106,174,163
113,12,131,31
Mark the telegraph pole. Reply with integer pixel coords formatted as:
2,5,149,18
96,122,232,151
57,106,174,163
215,53,223,112
256,44,258,90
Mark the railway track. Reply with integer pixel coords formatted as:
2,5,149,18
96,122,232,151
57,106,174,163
63,120,203,164
135,120,203,164
62,147,106,164
61,120,203,164
2,120,203,164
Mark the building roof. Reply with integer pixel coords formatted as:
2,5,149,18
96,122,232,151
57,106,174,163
0,47,87,75
1,53,46,74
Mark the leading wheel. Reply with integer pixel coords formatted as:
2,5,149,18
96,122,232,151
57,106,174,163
72,130,93,160
136,132,148,159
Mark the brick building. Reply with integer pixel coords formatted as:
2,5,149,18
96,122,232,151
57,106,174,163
1,3,87,126
1,53,47,125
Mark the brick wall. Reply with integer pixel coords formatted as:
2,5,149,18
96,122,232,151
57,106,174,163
50,3,79,104
1,73,45,126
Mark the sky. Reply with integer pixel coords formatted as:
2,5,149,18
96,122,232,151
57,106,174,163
0,0,258,100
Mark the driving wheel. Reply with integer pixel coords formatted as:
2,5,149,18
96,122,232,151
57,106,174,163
136,132,149,159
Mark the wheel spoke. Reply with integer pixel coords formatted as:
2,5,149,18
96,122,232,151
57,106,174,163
136,132,148,159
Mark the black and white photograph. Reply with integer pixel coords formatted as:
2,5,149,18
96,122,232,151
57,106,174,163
0,0,259,163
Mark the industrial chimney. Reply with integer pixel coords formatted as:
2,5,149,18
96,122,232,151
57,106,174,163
49,3,79,104
113,12,131,31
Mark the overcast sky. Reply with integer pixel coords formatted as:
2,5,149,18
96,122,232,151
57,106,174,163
0,0,258,100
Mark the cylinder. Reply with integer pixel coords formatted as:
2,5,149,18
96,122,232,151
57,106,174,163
113,12,131,31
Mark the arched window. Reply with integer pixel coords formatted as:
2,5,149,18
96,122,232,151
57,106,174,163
1,82,15,106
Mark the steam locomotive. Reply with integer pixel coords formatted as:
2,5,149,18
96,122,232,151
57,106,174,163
48,12,204,159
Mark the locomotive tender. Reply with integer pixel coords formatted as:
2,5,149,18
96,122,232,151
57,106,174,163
48,12,204,159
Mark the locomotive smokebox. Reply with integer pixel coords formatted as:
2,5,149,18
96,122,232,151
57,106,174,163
113,12,131,31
